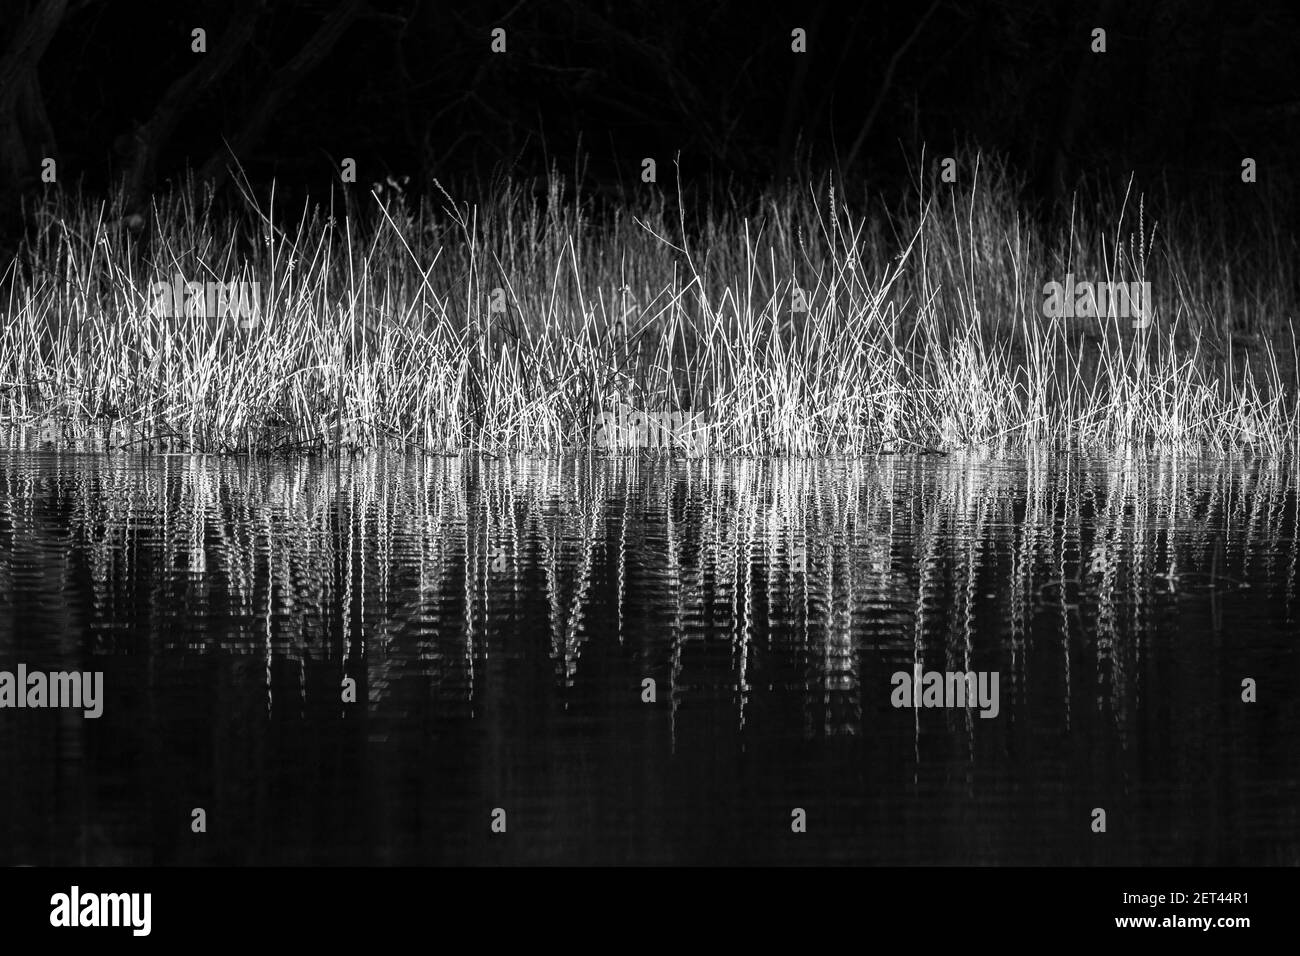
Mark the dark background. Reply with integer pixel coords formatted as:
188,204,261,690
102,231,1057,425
1,0,1298,224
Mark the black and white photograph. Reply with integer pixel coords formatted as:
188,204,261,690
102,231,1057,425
0,0,1295,938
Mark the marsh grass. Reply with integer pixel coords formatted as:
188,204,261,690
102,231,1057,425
1,153,1297,454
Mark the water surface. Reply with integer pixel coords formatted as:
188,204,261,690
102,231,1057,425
0,450,1296,865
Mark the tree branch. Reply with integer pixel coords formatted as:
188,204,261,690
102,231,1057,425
200,0,363,190
0,0,68,117
842,0,940,177
122,0,263,209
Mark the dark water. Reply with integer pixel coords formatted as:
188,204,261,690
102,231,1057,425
0,450,1297,865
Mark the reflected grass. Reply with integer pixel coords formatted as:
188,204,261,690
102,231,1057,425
1,450,1296,736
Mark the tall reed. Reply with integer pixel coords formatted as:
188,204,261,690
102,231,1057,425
1,154,1296,454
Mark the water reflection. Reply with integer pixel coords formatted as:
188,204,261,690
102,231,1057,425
0,449,1296,864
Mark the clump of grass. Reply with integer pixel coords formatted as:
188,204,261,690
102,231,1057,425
1,152,1297,455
